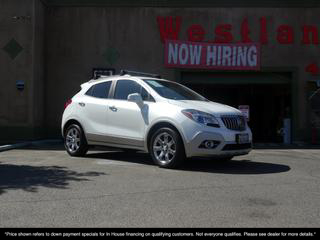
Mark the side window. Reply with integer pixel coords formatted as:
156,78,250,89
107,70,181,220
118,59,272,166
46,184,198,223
85,81,112,99
114,80,155,102
141,87,155,102
85,86,94,96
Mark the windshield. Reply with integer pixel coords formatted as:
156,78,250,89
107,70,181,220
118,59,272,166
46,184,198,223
143,79,208,101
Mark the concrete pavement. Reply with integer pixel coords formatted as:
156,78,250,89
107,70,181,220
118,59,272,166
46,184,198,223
0,145,319,227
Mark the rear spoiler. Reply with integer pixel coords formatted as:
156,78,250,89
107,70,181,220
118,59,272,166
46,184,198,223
80,82,90,89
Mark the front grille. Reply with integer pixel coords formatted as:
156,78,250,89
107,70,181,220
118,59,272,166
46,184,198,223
221,115,246,131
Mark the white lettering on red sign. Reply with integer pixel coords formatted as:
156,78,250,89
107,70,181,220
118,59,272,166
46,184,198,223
165,40,260,70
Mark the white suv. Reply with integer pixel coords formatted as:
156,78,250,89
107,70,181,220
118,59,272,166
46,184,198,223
61,70,252,168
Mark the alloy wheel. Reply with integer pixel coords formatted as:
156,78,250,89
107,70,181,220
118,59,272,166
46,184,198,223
66,127,81,153
153,132,176,164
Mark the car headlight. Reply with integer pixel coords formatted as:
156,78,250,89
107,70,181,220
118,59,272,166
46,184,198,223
181,109,220,128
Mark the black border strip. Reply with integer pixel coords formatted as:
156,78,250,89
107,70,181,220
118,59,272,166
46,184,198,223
41,0,320,8
1,228,319,238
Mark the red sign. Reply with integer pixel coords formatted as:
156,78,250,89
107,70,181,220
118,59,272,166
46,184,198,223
165,40,260,70
157,16,320,45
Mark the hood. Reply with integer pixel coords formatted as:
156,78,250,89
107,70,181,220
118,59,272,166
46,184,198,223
167,100,242,116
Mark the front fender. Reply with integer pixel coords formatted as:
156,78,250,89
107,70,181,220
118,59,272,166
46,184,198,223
144,117,188,153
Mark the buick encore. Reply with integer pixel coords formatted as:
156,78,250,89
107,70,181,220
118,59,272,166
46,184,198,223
61,70,252,168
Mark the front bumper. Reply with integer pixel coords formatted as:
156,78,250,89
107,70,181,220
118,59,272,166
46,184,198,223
184,130,252,158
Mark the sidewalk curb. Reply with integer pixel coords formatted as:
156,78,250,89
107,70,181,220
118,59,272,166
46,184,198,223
0,142,30,152
0,139,63,152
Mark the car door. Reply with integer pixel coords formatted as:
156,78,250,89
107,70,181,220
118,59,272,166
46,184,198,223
106,79,154,147
80,80,112,141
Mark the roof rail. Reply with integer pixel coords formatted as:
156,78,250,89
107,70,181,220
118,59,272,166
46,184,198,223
119,69,161,79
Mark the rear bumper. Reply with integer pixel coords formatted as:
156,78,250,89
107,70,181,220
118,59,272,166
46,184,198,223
184,131,252,158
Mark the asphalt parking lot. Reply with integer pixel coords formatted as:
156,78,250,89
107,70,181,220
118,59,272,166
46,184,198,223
0,144,319,227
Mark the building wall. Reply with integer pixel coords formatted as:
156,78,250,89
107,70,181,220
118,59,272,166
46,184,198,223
45,6,320,142
1,0,320,142
0,0,45,142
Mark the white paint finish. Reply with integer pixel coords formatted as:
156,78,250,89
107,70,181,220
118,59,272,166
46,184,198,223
62,76,252,157
106,99,146,141
77,96,109,136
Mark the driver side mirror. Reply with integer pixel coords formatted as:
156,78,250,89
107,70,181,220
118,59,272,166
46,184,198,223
128,93,144,108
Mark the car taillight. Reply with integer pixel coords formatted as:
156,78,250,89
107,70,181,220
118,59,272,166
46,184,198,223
64,99,72,109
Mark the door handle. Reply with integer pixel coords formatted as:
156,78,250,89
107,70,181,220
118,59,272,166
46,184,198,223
78,102,85,107
109,106,117,112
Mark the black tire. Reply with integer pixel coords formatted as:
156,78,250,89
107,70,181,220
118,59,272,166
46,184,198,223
149,127,185,168
64,124,88,157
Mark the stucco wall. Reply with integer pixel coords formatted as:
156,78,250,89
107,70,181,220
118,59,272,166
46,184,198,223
0,0,33,126
1,1,320,142
45,6,320,141
0,0,45,141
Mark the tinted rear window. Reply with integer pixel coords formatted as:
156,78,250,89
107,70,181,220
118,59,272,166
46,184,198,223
85,81,112,99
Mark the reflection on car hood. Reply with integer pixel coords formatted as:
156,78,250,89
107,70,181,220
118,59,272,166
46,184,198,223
168,100,242,116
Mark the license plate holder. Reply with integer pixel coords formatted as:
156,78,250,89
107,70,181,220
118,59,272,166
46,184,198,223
236,133,249,144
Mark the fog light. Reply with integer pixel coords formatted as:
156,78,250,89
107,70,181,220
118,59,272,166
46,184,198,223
205,141,215,148
199,140,220,149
